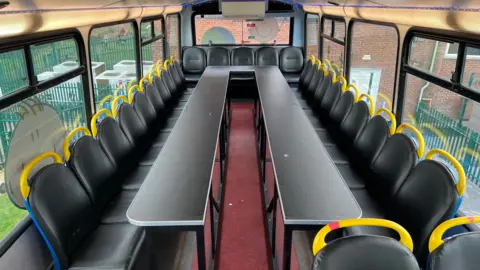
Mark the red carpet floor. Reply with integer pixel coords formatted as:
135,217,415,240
215,103,271,270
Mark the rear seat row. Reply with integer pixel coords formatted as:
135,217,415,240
182,46,304,83
21,58,188,269
295,56,467,267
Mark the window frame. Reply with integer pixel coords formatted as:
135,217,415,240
166,13,181,58
445,43,480,60
346,19,400,111
88,20,141,110
320,15,346,75
0,29,89,256
140,15,165,47
304,12,320,57
191,12,294,46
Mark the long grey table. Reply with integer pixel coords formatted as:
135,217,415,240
127,67,231,270
254,66,362,270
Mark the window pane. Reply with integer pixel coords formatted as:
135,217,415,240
141,22,152,41
306,14,319,58
463,45,480,93
350,22,398,112
194,15,291,45
154,20,163,37
333,20,345,41
142,40,164,75
323,18,332,36
323,39,344,74
402,74,480,220
90,23,138,111
0,74,86,240
166,15,180,59
409,37,455,80
0,50,28,96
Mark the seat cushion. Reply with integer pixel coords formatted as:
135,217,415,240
336,164,365,189
284,73,300,83
174,101,187,111
101,190,137,224
69,224,144,270
139,146,162,166
179,93,191,102
325,145,349,164
184,74,202,83
316,130,335,145
122,165,151,190
308,116,325,130
186,88,195,93
152,131,170,148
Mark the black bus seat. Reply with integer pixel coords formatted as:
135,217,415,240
312,218,418,270
303,61,324,101
171,56,186,84
21,153,144,270
161,67,181,100
256,47,278,66
279,47,304,85
296,55,315,91
164,59,183,92
207,47,230,66
427,216,480,270
299,56,317,92
346,148,464,264
312,68,336,112
182,47,206,83
232,47,254,66
66,128,135,225
153,70,174,109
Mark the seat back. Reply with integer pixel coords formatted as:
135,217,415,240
255,47,278,66
299,57,314,87
279,47,304,73
232,47,254,65
69,135,119,215
207,47,230,66
166,60,183,90
153,75,173,107
144,82,166,119
312,219,419,270
182,47,206,73
97,117,135,175
116,102,149,153
26,159,97,270
304,62,323,97
428,217,480,270
329,90,354,129
161,69,178,98
172,56,186,82
132,90,158,128
302,60,320,91
391,150,464,264
319,76,345,118
313,68,333,105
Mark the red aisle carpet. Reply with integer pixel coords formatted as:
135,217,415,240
215,103,271,270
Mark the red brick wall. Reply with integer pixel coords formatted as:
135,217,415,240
194,17,290,45
166,15,180,59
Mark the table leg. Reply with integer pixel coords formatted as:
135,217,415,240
260,122,267,183
219,119,226,184
196,227,207,270
282,227,293,270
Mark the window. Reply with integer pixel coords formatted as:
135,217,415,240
446,43,480,59
194,15,291,45
321,17,345,74
141,19,164,77
166,14,180,60
350,22,398,112
90,23,138,111
409,38,455,80
306,14,319,58
0,38,87,240
463,45,480,94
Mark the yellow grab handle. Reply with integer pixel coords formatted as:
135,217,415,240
312,218,413,255
128,85,141,104
329,69,337,84
163,59,172,69
323,58,332,68
112,96,128,118
170,56,176,62
332,63,340,73
90,109,112,136
419,123,449,151
377,93,393,111
63,127,92,161
147,72,153,83
425,148,466,196
20,152,63,199
97,95,114,111
315,59,321,67
318,64,329,76
334,76,347,92
114,85,123,98
429,216,480,253
155,65,163,77
346,84,360,102
310,56,317,65
396,123,425,158
375,108,396,135
359,94,374,116
126,80,136,91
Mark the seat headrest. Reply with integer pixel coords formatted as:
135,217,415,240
279,47,304,73
256,47,278,66
117,103,148,149
144,83,166,115
182,47,206,73
312,236,419,270
232,47,254,66
97,117,134,172
329,90,354,125
207,47,230,66
27,164,97,270
353,115,390,166
132,91,157,127
429,232,480,270
339,101,370,142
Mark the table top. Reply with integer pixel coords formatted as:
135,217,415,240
127,67,230,226
254,66,362,225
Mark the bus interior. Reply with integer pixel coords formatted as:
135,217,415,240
1,0,480,269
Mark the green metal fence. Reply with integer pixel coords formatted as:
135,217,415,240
416,102,480,186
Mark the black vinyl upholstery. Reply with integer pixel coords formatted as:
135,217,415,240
279,47,304,73
232,47,254,66
207,47,230,66
256,47,278,66
312,235,419,270
182,47,206,73
428,232,480,270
